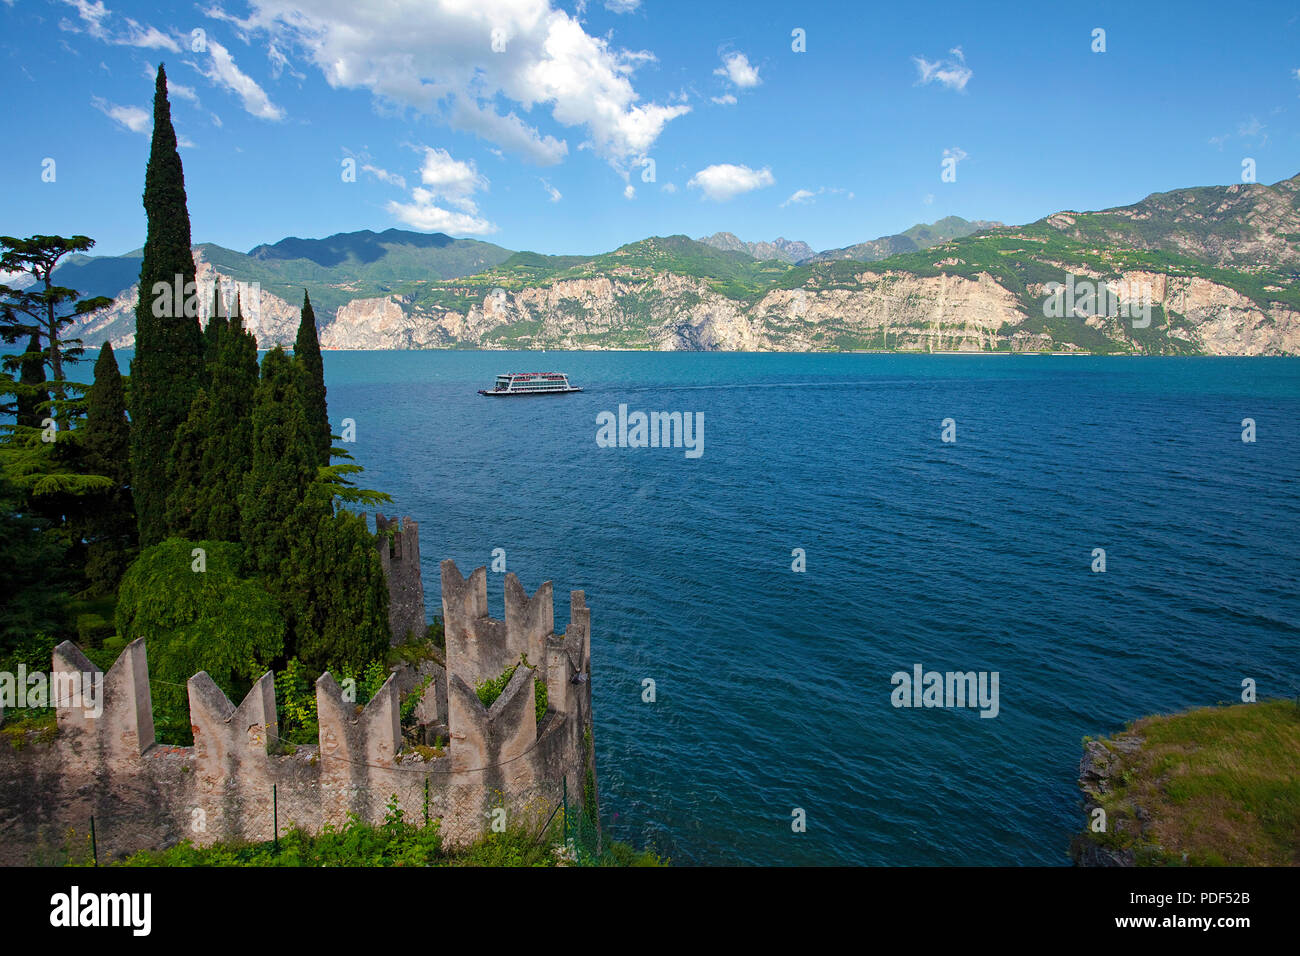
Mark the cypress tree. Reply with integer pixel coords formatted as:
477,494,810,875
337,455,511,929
240,348,316,578
166,389,211,538
294,290,330,466
129,63,204,546
82,343,137,593
15,332,48,429
280,484,390,674
203,287,227,380
193,296,259,541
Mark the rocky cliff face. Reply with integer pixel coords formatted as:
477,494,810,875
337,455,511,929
71,248,305,350
306,264,1299,355
697,232,815,264
66,176,1300,355
1044,177,1300,270
73,258,1300,355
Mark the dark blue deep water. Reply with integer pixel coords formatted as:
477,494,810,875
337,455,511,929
319,352,1298,865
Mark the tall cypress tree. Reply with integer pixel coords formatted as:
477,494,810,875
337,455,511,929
129,63,204,546
280,483,390,674
82,343,137,593
240,347,317,578
203,287,227,380
294,290,330,466
165,389,211,538
15,332,48,429
193,296,259,541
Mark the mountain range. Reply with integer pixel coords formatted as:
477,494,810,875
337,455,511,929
60,175,1300,355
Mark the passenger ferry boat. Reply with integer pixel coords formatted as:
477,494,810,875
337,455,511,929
478,372,582,396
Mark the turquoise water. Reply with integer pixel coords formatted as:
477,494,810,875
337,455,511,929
149,349,1300,864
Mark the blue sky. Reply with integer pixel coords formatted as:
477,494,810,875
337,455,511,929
2,0,1298,258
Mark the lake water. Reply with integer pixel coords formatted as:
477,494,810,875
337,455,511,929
229,351,1300,863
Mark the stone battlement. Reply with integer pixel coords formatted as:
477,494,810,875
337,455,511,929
375,513,425,645
0,560,597,865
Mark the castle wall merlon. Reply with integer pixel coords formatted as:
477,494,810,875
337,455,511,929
446,665,537,772
447,674,489,773
376,514,426,645
53,638,155,756
315,671,402,765
544,635,572,717
567,592,591,673
505,574,553,668
441,559,488,627
187,671,278,762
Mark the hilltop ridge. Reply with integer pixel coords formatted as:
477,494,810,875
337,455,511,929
61,173,1300,356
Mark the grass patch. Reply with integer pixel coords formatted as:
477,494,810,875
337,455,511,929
95,805,664,867
1080,699,1300,866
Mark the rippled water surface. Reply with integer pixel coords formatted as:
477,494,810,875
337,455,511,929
322,351,1299,865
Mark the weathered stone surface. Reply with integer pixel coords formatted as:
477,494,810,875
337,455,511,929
376,514,426,645
0,559,597,862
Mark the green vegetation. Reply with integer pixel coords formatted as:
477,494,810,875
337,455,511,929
79,343,135,593
187,296,259,541
294,291,330,466
1,68,393,759
129,64,205,546
116,539,285,743
77,799,665,867
1077,699,1300,866
475,657,548,725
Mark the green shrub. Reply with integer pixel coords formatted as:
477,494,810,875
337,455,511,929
116,538,285,743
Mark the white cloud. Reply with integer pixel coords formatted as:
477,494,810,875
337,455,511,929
623,184,635,199
449,97,568,165
385,146,495,234
385,193,495,234
177,134,197,148
687,163,774,201
119,18,180,51
267,41,288,79
91,96,149,133
540,178,562,202
661,182,677,193
60,0,109,40
923,193,934,205
711,94,737,106
415,147,487,212
605,0,640,12
912,46,972,92
714,51,760,88
779,186,852,207
1208,133,1229,149
198,38,285,120
60,1,180,51
227,0,689,166
363,164,407,189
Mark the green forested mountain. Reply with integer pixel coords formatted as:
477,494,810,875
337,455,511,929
54,228,514,316
56,173,1300,356
805,216,1004,264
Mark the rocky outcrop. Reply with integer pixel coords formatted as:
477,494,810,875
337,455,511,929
1071,736,1146,867
697,232,815,264
319,266,1297,354
69,248,303,350
70,258,1300,355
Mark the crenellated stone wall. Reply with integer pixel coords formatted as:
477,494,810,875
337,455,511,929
375,513,426,646
0,560,597,865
